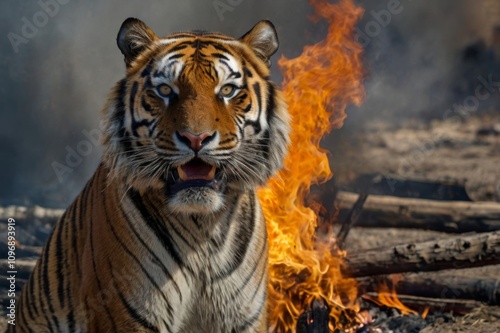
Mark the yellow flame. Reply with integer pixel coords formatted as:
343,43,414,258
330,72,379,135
259,0,365,331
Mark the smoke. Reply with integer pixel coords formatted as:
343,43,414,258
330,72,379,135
1,0,498,207
350,0,500,123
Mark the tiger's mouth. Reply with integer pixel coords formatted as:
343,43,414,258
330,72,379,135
168,158,220,193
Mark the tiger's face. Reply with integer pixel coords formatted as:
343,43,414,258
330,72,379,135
102,19,290,215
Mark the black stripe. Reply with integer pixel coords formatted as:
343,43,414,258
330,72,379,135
111,269,160,333
141,96,153,113
211,43,232,54
211,52,229,60
104,195,176,315
131,119,154,137
244,67,253,78
243,103,252,113
209,195,240,252
129,191,190,274
220,60,241,78
114,80,132,156
129,81,138,120
167,53,184,60
67,307,75,333
266,84,276,123
167,42,191,53
118,204,179,316
253,82,262,112
214,194,255,278
24,277,36,320
153,70,167,78
54,215,66,308
237,93,248,102
69,201,80,274
248,257,267,303
232,296,265,332
40,220,59,329
240,82,263,134
141,65,152,77
258,129,270,163
165,215,198,252
88,193,118,329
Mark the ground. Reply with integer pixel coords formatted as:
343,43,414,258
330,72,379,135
334,111,500,332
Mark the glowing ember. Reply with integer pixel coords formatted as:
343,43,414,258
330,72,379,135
258,0,365,331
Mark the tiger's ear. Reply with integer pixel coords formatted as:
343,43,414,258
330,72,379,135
240,20,279,66
117,18,158,67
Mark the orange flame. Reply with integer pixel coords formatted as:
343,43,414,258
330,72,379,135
363,276,422,318
258,0,365,331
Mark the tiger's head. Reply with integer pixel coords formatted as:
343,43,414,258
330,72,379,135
102,18,290,215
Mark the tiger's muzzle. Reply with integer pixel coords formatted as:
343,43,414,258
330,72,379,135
170,158,220,193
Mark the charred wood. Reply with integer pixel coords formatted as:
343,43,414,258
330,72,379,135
296,298,330,333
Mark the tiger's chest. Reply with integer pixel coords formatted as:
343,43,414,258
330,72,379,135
144,195,268,332
146,255,268,333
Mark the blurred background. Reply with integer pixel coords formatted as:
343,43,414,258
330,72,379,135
1,0,499,208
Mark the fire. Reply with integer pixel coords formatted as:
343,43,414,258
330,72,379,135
363,290,418,317
258,0,365,331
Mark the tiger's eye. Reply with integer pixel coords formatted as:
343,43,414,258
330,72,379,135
157,84,173,97
220,84,236,98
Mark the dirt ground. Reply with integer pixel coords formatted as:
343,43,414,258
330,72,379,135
334,112,500,332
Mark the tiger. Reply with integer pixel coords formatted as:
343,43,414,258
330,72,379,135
10,18,290,333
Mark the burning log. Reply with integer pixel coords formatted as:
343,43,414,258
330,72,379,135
296,299,330,333
358,273,500,305
342,231,500,278
336,191,500,233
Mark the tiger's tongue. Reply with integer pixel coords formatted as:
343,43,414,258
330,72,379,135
177,159,216,181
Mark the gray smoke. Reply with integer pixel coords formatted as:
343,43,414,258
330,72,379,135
1,0,498,207
351,0,500,123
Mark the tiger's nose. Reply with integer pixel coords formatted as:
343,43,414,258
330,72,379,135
176,131,216,152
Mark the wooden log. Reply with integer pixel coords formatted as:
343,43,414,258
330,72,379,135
0,205,63,224
335,191,500,233
362,293,482,315
358,273,500,305
342,231,500,278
